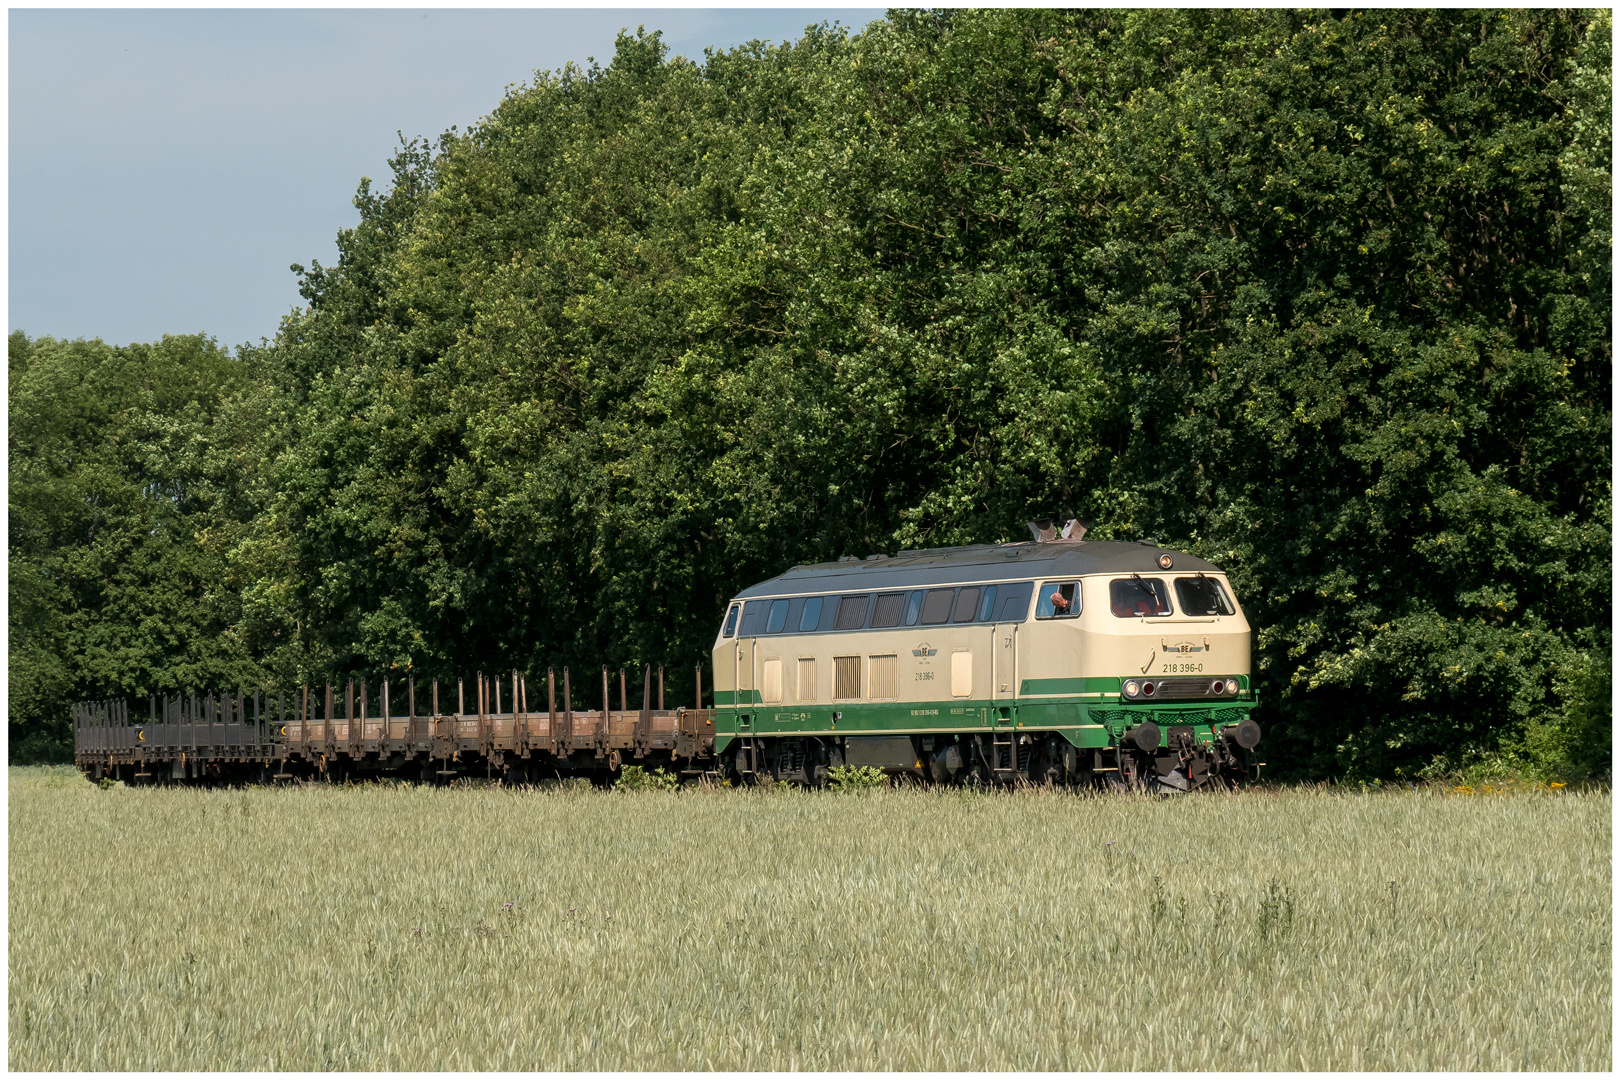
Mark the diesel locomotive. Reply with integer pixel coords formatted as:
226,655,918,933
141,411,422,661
712,523,1261,792
72,524,1261,791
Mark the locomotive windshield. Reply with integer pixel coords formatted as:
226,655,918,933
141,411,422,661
1109,577,1172,617
1174,575,1236,616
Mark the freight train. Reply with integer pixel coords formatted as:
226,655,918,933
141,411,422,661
73,523,1262,791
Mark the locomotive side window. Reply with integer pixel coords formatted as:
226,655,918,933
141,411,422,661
1035,582,1081,618
722,604,741,638
996,582,1034,621
870,592,907,628
1109,577,1172,617
1174,576,1236,616
904,590,924,625
951,586,982,623
976,585,998,621
765,599,790,634
739,600,771,636
799,597,824,632
919,588,956,625
835,594,871,630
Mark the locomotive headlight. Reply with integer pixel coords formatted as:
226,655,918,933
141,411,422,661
1225,678,1239,695
1123,680,1140,698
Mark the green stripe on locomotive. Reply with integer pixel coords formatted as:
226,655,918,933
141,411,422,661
711,695,1257,754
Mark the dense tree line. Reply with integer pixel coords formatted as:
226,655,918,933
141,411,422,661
11,9,1610,780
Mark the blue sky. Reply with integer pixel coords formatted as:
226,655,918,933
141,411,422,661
9,9,882,349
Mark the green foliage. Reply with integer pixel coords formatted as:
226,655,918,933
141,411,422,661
615,765,681,791
827,765,888,792
7,332,293,762
9,12,1610,781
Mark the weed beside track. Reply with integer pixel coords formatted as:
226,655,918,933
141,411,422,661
9,766,1610,1069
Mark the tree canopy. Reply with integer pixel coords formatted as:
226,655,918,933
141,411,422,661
10,9,1610,780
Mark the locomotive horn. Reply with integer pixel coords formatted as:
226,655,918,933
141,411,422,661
1129,722,1161,754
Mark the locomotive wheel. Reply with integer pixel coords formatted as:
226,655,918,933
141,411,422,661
1029,738,1069,787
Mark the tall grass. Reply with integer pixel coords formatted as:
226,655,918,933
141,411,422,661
9,767,1610,1070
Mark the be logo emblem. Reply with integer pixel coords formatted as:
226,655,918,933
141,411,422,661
912,643,937,658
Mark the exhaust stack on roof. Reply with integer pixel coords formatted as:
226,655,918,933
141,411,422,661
1027,518,1088,543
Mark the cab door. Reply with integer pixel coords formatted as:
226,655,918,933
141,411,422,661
993,621,1018,711
733,633,756,733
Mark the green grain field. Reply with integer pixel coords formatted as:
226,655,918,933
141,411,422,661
8,767,1610,1071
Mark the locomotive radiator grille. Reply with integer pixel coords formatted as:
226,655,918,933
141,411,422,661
1150,677,1229,700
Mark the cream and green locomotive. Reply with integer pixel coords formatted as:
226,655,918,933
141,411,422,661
712,532,1262,791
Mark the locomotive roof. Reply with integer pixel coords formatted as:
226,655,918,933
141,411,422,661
734,541,1223,599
